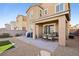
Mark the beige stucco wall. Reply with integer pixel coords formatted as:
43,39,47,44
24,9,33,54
27,6,42,20
40,3,70,17
22,16,27,31
65,3,70,11
26,6,42,32
16,15,23,30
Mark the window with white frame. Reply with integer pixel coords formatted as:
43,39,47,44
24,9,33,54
44,9,48,14
56,3,64,13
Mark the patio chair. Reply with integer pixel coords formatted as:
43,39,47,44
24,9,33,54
47,32,58,41
52,32,58,41
43,34,48,39
48,34,52,40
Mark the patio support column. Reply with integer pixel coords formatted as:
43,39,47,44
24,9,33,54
36,25,40,38
36,25,43,38
58,16,67,46
67,21,70,40
33,23,36,39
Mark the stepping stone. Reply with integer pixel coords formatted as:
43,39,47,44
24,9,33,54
39,50,51,56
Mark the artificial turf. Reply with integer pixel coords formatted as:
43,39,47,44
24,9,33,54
0,40,14,53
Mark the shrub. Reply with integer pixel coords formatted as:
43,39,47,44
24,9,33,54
0,40,11,46
0,33,10,38
15,34,22,37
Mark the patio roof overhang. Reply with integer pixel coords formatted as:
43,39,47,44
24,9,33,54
34,10,70,24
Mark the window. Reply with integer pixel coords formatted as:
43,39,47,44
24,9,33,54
56,5,59,12
49,25,54,34
56,3,64,13
40,10,42,17
44,26,47,34
44,9,48,14
60,3,64,11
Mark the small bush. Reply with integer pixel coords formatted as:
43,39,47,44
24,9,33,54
0,33,10,38
0,40,11,46
15,34,22,37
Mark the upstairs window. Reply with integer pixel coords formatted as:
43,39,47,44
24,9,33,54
40,10,42,17
44,9,48,14
56,5,59,12
40,9,48,17
60,3,64,11
56,3,64,13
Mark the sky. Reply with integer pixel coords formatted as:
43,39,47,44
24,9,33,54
0,3,31,28
0,3,79,28
70,3,79,26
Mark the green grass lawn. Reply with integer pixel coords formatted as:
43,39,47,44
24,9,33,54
0,40,14,53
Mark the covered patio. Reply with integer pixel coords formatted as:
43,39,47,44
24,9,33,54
33,15,69,46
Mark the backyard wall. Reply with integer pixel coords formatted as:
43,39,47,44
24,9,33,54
0,30,26,36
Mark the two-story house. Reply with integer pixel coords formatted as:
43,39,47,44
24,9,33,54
16,15,27,31
26,3,70,46
10,21,17,30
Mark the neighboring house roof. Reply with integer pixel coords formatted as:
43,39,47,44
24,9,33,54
10,21,16,23
5,24,9,25
26,3,44,13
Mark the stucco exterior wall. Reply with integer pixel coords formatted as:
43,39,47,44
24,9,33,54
40,3,70,17
26,6,42,32
16,15,23,30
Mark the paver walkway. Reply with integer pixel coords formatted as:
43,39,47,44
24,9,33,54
53,36,79,56
0,37,41,56
0,36,79,56
17,36,58,52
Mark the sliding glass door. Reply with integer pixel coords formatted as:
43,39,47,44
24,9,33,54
44,25,55,34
